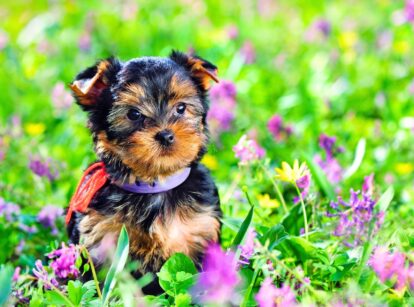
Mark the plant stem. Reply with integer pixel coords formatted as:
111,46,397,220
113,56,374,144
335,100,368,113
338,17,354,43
258,163,288,214
295,184,309,240
269,254,316,293
81,246,102,298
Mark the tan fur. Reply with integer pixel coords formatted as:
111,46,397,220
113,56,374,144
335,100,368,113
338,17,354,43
79,205,220,272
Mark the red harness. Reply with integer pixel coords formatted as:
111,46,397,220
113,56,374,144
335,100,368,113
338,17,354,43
65,162,108,224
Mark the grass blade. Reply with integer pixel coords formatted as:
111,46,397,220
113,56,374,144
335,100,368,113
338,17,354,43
344,138,366,179
101,225,130,307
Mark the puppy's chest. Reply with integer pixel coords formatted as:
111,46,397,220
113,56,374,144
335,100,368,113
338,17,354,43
78,196,220,272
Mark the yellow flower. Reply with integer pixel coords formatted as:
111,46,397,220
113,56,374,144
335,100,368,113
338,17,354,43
257,194,279,209
393,41,409,55
395,162,414,175
25,123,46,136
202,154,218,170
275,159,309,184
338,31,358,50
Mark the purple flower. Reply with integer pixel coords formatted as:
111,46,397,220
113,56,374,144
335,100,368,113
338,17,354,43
48,243,80,279
208,80,237,133
29,158,58,181
369,247,408,290
233,135,265,165
255,278,297,307
37,205,63,235
314,155,343,183
313,19,331,37
319,134,337,159
293,174,311,203
305,18,331,42
239,41,256,64
267,115,293,141
238,228,257,266
51,82,72,111
405,0,414,24
0,198,20,222
19,223,38,234
329,187,383,247
33,260,58,289
314,134,343,183
15,240,25,254
192,243,240,304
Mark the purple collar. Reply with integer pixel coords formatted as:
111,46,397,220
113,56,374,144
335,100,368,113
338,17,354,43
113,167,191,194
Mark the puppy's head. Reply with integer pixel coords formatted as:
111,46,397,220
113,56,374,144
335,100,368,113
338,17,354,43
70,51,218,182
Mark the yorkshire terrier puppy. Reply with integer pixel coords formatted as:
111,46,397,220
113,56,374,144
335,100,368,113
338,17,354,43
66,51,221,292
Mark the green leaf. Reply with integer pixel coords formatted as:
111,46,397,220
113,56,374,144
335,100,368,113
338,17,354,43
46,290,69,306
0,265,13,306
157,253,197,296
278,236,329,264
231,197,254,247
68,280,83,306
344,138,366,179
101,225,130,307
377,186,394,213
281,203,312,236
260,224,288,250
302,153,335,200
174,293,192,307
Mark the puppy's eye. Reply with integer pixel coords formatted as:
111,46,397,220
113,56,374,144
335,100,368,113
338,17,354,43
176,103,186,115
127,109,141,121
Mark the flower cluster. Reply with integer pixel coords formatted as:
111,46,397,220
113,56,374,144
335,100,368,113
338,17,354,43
207,80,237,135
33,260,58,289
192,243,240,305
405,0,414,24
238,228,257,266
48,243,80,279
0,197,20,222
29,157,58,181
314,134,343,184
267,114,293,141
255,278,297,307
328,186,384,247
37,205,64,235
305,18,331,42
369,247,414,291
233,135,265,165
51,82,73,111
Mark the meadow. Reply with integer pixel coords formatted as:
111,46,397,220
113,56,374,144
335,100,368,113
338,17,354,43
1,0,414,306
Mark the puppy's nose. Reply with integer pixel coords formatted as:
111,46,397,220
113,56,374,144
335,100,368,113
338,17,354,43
155,129,175,146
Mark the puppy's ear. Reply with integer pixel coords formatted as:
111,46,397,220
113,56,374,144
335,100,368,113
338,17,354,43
70,57,121,108
169,50,219,90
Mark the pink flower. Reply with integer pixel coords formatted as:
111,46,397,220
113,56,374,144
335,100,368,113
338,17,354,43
362,173,375,196
239,41,256,64
48,243,79,279
405,0,414,24
13,267,21,282
192,243,240,305
208,80,237,134
238,228,257,266
369,247,408,290
51,82,73,110
226,25,239,40
233,135,265,165
0,30,8,50
255,278,297,307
